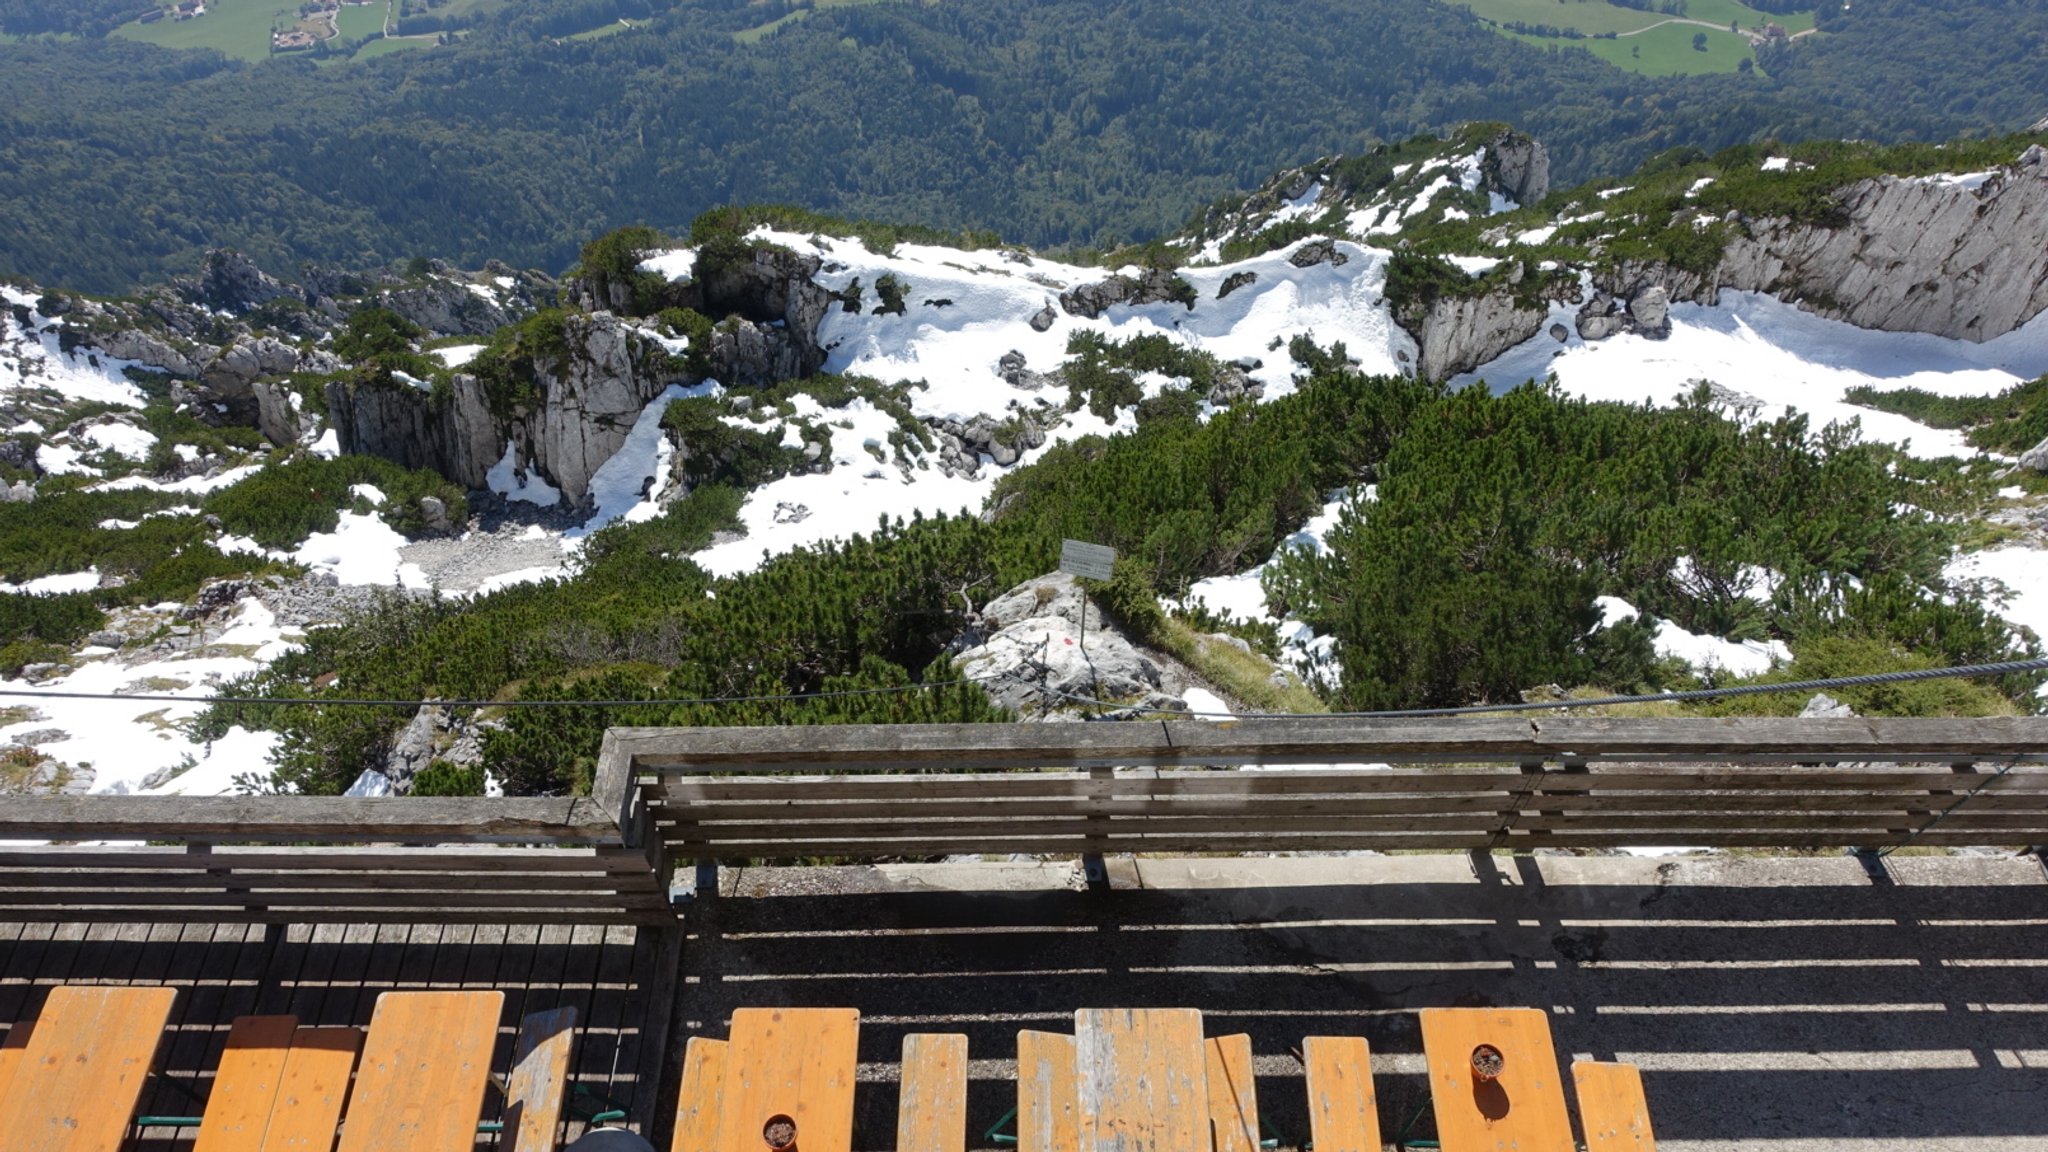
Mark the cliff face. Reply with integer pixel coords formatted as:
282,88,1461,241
1714,155,2048,341
1591,146,2048,344
327,312,683,505
1407,292,1552,381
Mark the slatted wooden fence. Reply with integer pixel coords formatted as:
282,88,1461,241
593,718,2048,863
0,797,671,924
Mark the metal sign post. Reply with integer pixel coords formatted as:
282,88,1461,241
1057,539,1117,708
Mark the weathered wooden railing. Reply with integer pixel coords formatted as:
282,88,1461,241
7,718,2046,922
0,796,671,923
594,718,2048,875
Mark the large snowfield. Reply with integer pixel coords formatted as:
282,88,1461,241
9,223,2048,794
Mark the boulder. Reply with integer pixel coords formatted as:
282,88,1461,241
2017,434,2048,473
953,574,1166,716
1028,303,1058,332
1549,323,1569,342
251,381,305,446
1629,285,1672,340
1216,271,1258,300
1287,239,1348,269
1059,267,1197,318
98,329,201,377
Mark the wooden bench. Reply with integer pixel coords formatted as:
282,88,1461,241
184,1016,365,1152
1074,1008,1209,1152
1203,1034,1258,1152
261,1027,363,1152
677,1009,859,1152
1016,1031,1077,1152
0,985,179,1152
1301,1036,1380,1152
671,1037,728,1152
336,991,503,1152
897,1033,968,1152
503,1006,580,1152
1572,1061,1657,1152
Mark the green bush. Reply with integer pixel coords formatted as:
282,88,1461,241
203,455,469,550
411,759,487,796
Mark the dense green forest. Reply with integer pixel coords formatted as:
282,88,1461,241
1,0,2042,292
190,331,2033,795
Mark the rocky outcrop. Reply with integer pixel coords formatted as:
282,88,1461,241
250,381,307,446
329,312,682,504
1404,290,1553,380
1217,271,1257,299
1059,267,1197,318
997,349,1059,392
1574,284,1671,342
1609,150,2048,342
97,329,202,377
377,277,511,336
707,319,817,390
1206,364,1264,406
1482,129,1551,208
925,412,1047,476
178,249,300,314
1288,239,1349,269
953,574,1175,717
326,372,501,486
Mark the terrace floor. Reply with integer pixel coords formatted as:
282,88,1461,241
3,850,2045,1151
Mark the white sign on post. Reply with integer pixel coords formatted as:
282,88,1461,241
1058,539,1117,581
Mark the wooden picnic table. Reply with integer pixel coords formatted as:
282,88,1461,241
0,985,179,1152
1419,1007,1576,1152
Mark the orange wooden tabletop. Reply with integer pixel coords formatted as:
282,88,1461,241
1072,1008,1209,1152
1418,1008,1573,1152
716,1008,860,1152
335,991,502,1152
0,985,179,1152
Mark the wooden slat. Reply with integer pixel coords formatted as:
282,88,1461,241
0,797,620,843
644,788,2048,821
718,1008,860,1152
1074,1008,1208,1152
1301,1037,1380,1152
1419,1008,1572,1152
649,767,2048,803
606,717,2048,773
0,890,675,910
0,985,178,1151
335,991,503,1152
1017,1031,1078,1152
261,1027,362,1152
0,910,677,926
0,873,665,893
1572,1062,1656,1152
505,1006,579,1152
897,1033,968,1152
194,1015,299,1152
1203,1034,1258,1152
672,1037,728,1152
0,849,653,871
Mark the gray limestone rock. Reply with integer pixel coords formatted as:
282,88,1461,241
2017,434,2048,473
1029,303,1058,332
383,704,450,795
1217,271,1258,300
1059,267,1197,318
1629,285,1672,340
1549,323,1569,342
1483,129,1551,207
954,574,1165,716
1287,239,1349,269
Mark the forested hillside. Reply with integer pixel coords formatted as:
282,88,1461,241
1,0,2042,292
